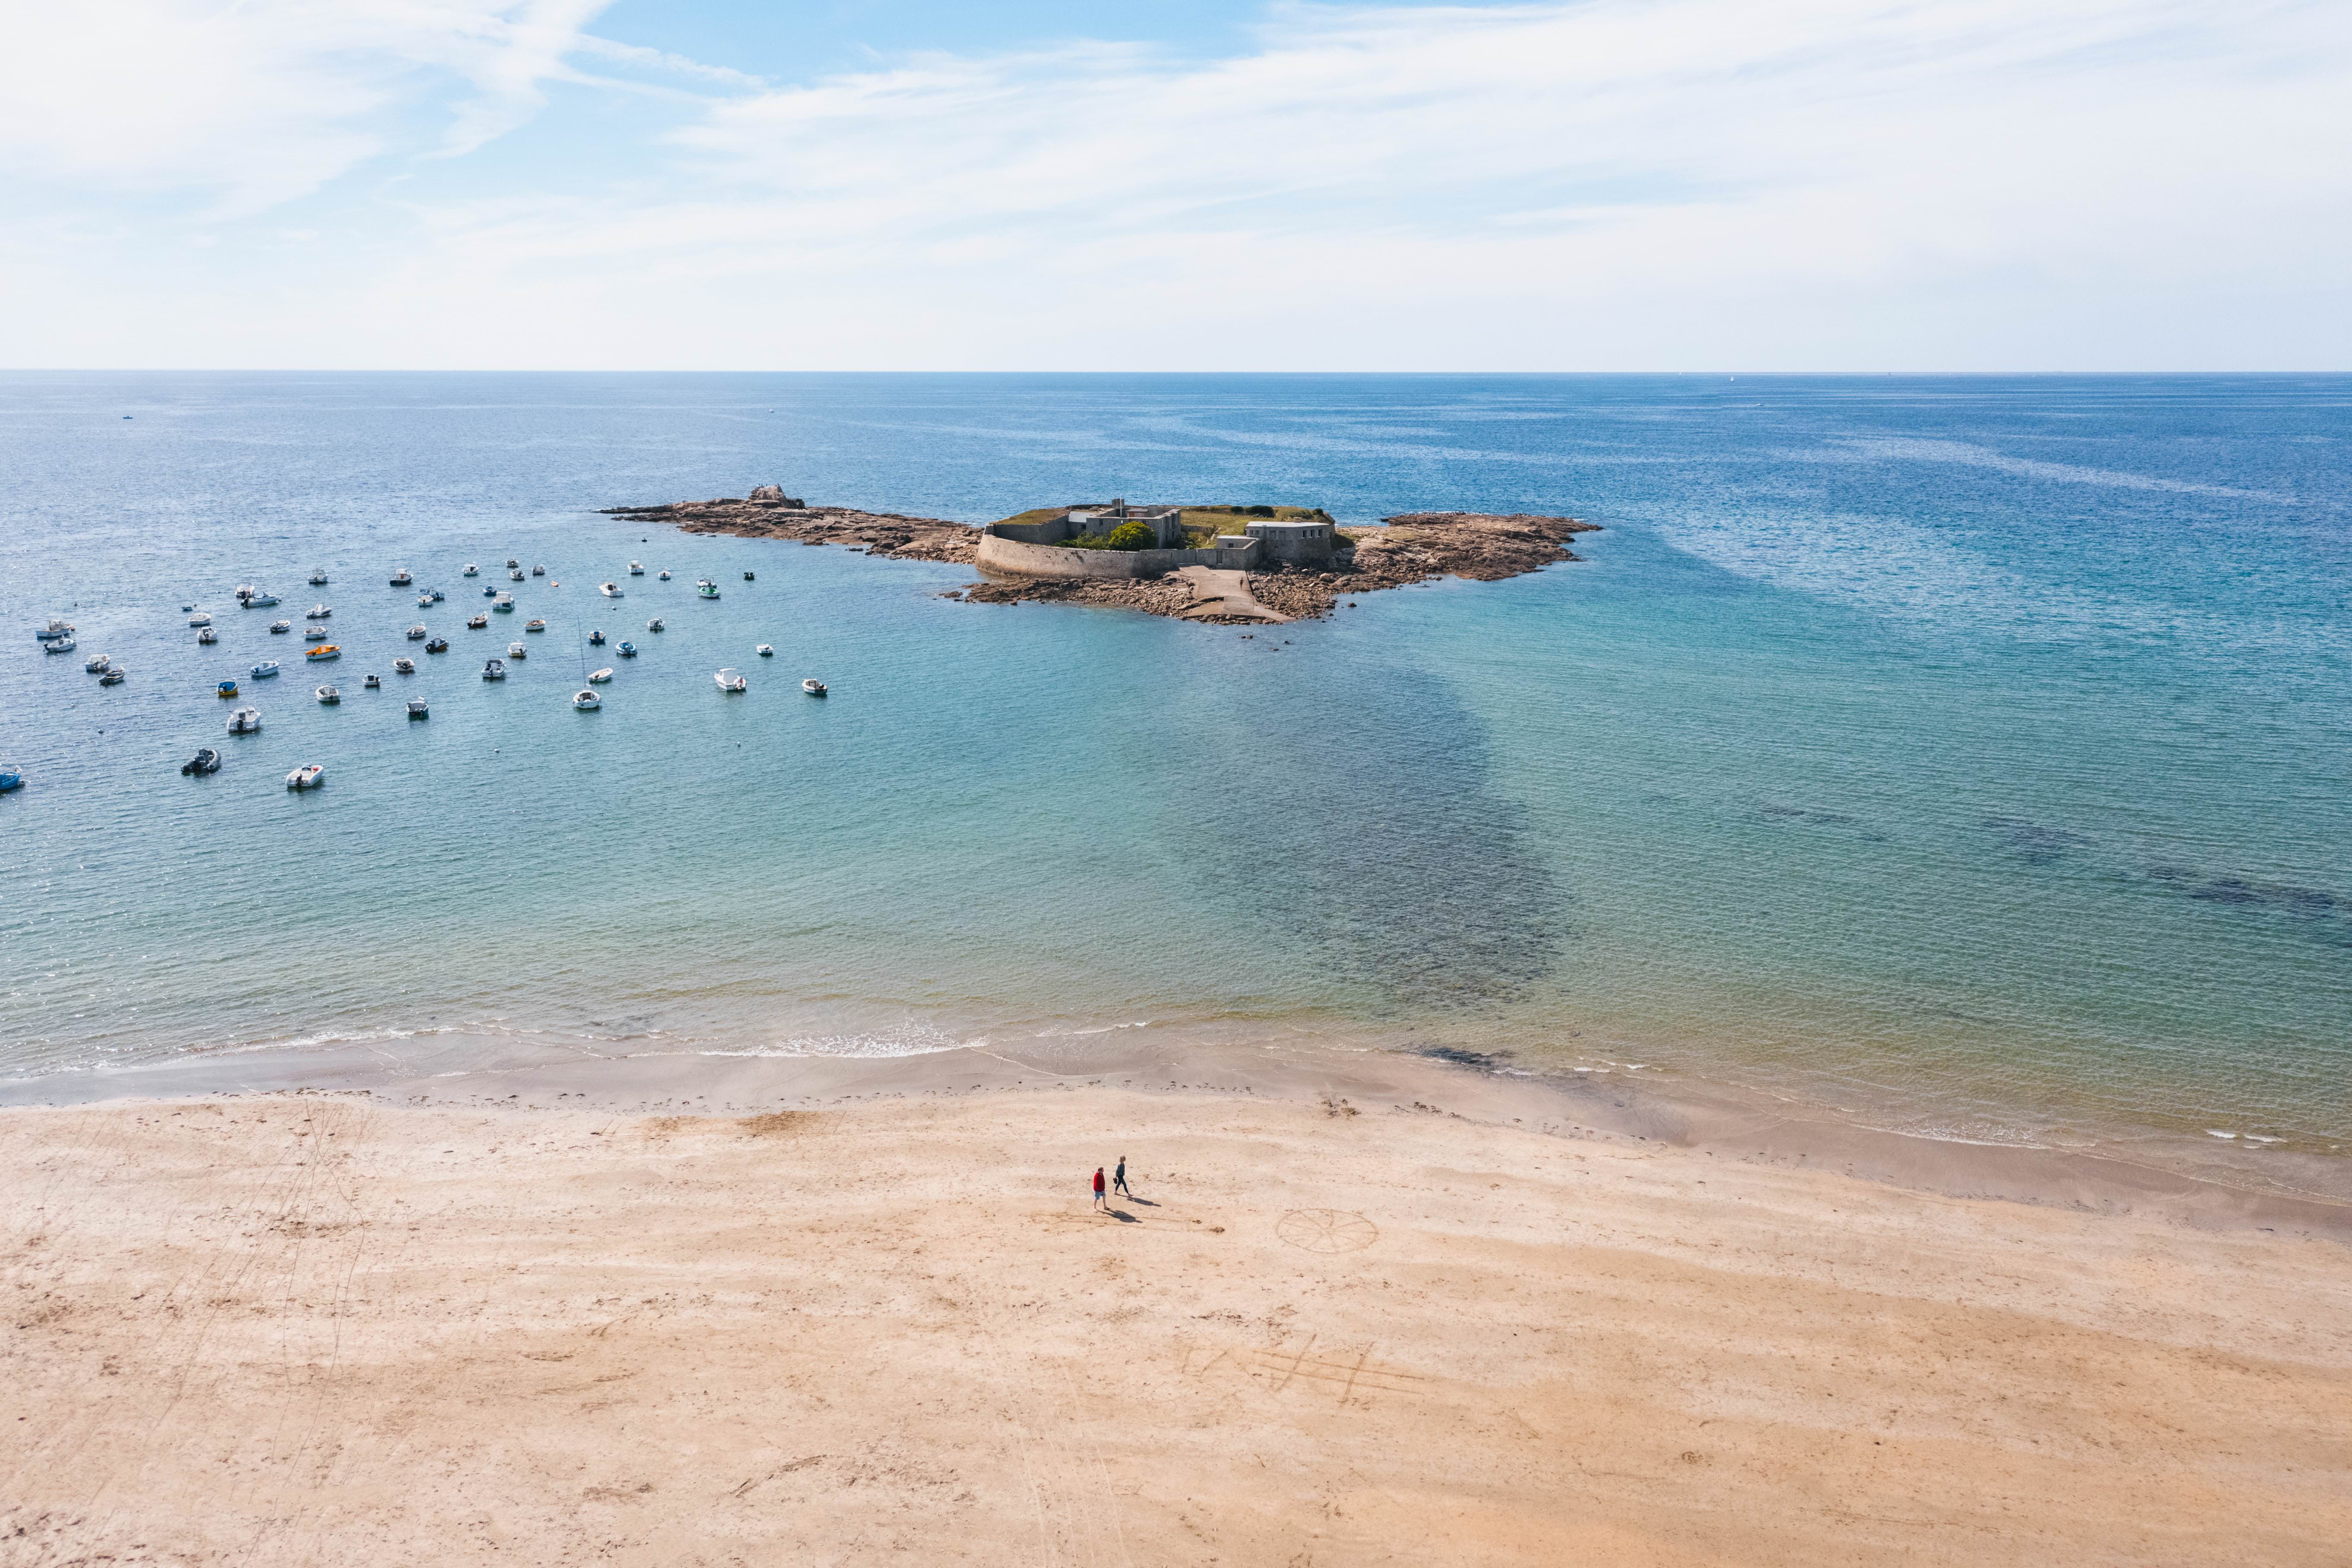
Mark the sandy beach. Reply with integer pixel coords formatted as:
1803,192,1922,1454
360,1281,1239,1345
6,1050,2348,1565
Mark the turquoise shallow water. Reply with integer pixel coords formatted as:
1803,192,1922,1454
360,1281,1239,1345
3,373,2347,1167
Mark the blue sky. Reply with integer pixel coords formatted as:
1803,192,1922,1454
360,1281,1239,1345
0,0,2346,369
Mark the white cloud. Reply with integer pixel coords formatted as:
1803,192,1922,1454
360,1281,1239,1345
0,0,616,211
0,0,2346,366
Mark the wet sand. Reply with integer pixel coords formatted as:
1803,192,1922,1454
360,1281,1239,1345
5,1046,2348,1565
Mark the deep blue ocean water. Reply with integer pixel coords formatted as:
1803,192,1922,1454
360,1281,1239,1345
3,373,2347,1171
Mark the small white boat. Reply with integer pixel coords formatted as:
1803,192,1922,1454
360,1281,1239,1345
463,563,479,577
270,620,291,634
286,763,325,790
250,660,280,679
600,582,623,597
364,672,383,688
308,568,329,585
714,667,746,692
467,613,489,628
235,583,255,602
802,678,827,697
657,570,670,581
417,593,436,608
316,684,340,704
392,658,414,674
99,667,126,686
245,591,278,607
196,627,218,644
587,666,613,683
306,643,340,661
309,603,331,619
509,569,525,582
305,625,327,641
407,699,429,719
493,593,515,612
389,569,412,586
35,617,75,642
572,688,601,710
588,629,606,645
646,617,664,632
756,644,773,657
531,564,546,576
628,560,644,575
84,652,111,673
187,610,212,627
524,618,546,632
617,641,637,658
406,624,427,640
507,641,528,659
505,558,520,569
43,636,76,654
228,707,262,734
697,579,719,599
482,658,507,680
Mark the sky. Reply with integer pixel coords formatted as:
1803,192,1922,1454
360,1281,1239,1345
0,0,2346,370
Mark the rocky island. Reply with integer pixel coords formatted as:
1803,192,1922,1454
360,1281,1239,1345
599,487,1597,623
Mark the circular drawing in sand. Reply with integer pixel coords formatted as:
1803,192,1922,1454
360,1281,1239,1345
1277,1209,1379,1253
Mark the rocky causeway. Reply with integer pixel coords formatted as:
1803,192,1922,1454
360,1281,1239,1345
599,492,1599,622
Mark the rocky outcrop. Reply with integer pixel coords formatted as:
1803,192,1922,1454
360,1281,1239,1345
1245,512,1600,619
598,497,980,564
598,497,1594,623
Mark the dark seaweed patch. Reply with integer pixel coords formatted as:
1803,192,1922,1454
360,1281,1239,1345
1415,1045,1517,1072
1982,815,2093,866
1759,803,1857,825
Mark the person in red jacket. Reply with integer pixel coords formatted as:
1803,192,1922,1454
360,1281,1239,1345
1092,1166,1108,1212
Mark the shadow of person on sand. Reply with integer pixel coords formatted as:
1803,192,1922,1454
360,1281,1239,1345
1103,1209,1141,1223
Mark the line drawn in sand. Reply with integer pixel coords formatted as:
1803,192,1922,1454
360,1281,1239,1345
1276,1209,1379,1252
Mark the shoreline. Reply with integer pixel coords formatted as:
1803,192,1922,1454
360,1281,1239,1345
9,1026,2346,1242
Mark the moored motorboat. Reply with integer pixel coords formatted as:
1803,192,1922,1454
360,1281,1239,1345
392,657,414,674
245,591,278,607
250,660,280,679
493,593,515,612
365,672,383,687
217,678,239,698
572,688,601,710
0,765,21,793
427,587,444,602
588,629,606,645
35,617,75,642
697,579,719,599
187,610,211,627
316,684,340,704
482,658,506,680
483,584,499,597
286,763,325,790
756,644,773,657
743,571,755,582
714,667,746,692
509,568,525,581
235,583,255,602
181,747,221,776
309,568,329,585
390,569,413,586
617,641,637,658
196,627,218,644
467,613,488,628
99,667,126,685
507,641,528,659
646,617,664,632
425,637,449,653
43,636,76,654
227,707,262,734
657,569,670,581
587,666,613,683
406,624,427,640
309,603,331,619
600,582,623,597
85,652,111,672
407,699,429,719
524,618,545,632
305,625,328,640
418,593,436,608
802,678,827,697
306,643,340,661
505,558,520,569
270,620,291,634
463,563,480,576
628,560,644,574
531,564,546,575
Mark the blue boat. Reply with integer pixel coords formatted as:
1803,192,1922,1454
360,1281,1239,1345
617,641,637,658
250,661,280,680
217,678,239,699
35,617,74,643
0,765,22,793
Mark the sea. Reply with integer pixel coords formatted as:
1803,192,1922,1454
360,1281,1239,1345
3,373,2347,1190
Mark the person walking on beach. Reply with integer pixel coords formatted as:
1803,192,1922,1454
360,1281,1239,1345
1092,1166,1108,1212
1113,1157,1132,1199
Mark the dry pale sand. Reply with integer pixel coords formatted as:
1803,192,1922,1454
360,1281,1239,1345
4,1084,2349,1566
